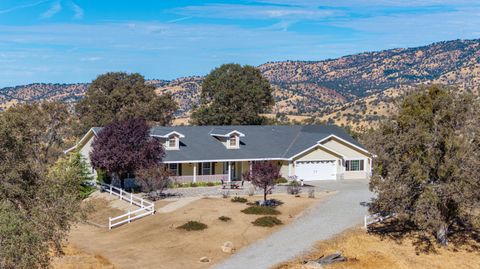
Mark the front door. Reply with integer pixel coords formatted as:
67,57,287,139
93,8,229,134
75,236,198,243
223,162,237,181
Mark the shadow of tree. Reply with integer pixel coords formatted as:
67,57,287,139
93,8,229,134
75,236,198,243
368,219,480,254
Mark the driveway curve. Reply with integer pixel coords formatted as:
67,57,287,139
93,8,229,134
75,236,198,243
213,179,372,269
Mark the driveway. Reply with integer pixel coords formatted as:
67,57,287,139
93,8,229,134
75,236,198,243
213,179,372,269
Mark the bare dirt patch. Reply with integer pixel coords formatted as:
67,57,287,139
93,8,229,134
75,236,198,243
275,228,480,269
64,192,329,269
52,244,115,269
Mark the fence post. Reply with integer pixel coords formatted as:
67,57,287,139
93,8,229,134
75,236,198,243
130,193,133,204
109,217,112,230
109,185,112,195
141,199,144,208
128,211,131,223
119,189,122,200
364,215,367,229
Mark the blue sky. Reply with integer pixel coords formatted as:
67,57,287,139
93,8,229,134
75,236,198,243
0,0,479,87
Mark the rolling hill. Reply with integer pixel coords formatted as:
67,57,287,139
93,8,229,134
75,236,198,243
1,38,479,129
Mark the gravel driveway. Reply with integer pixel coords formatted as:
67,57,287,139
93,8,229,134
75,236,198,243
213,179,372,269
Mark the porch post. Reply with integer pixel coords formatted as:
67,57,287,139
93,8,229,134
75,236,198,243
288,161,291,177
193,163,197,183
228,162,232,183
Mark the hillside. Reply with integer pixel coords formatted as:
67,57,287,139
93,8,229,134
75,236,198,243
1,38,480,129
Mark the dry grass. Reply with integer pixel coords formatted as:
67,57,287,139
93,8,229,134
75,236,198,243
66,192,330,269
52,245,115,269
275,228,480,269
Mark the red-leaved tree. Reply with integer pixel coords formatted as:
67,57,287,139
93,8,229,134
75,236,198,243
90,118,164,187
244,162,280,202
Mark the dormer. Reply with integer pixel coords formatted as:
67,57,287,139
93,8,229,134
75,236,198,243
210,129,245,149
151,131,185,151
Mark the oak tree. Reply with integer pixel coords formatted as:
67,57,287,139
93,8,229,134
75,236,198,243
191,64,274,125
365,86,480,246
0,102,83,268
75,72,177,135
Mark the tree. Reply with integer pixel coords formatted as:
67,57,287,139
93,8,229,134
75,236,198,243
365,86,480,246
191,63,274,125
90,118,164,187
75,72,177,135
0,103,83,268
244,162,281,202
136,166,171,201
65,152,95,199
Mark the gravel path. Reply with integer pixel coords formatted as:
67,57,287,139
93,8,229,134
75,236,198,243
213,179,372,269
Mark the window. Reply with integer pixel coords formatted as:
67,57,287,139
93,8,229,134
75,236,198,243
168,137,177,148
229,135,237,147
345,160,364,171
202,162,212,175
168,163,179,175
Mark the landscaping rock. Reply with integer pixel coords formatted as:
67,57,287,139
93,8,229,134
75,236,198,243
303,261,324,269
221,241,235,253
199,256,210,263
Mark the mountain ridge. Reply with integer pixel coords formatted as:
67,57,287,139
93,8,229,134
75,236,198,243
1,38,479,129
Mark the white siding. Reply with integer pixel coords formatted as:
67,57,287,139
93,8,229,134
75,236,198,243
322,139,371,179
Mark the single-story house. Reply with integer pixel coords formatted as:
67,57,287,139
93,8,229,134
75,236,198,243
67,125,372,183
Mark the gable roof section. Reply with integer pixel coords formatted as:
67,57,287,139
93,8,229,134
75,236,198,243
152,125,368,162
68,125,369,162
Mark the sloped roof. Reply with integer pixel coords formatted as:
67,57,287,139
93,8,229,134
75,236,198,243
149,125,367,162
83,125,367,162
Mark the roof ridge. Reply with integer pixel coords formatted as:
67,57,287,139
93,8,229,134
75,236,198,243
281,127,303,158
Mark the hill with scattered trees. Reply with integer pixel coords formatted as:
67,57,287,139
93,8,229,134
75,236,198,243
1,38,480,129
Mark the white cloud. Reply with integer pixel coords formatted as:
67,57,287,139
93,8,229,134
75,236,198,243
0,0,49,14
70,1,83,19
80,56,102,62
41,0,61,19
175,4,339,20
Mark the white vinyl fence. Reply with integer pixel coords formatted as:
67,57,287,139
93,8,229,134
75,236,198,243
99,183,155,229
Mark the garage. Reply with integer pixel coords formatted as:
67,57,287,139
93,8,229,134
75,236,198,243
295,160,337,181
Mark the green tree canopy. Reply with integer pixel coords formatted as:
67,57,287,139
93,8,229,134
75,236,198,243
191,63,274,125
0,102,83,268
75,72,177,135
365,86,480,246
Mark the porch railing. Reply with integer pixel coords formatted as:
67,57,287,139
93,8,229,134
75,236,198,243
170,174,228,184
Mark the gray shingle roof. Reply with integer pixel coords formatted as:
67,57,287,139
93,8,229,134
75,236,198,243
89,125,366,162
147,125,366,162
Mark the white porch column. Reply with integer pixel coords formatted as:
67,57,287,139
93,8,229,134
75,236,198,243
228,162,232,183
193,163,197,183
288,161,291,177
249,161,252,173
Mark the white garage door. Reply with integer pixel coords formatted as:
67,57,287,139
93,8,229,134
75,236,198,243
295,160,337,181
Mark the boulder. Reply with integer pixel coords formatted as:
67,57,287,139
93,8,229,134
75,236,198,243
221,241,235,253
199,256,210,263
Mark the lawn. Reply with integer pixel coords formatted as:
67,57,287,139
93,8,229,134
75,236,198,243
53,192,330,269
275,228,480,269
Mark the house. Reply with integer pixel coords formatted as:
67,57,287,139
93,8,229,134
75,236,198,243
67,125,372,183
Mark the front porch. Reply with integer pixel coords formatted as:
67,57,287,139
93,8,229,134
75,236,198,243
168,161,250,184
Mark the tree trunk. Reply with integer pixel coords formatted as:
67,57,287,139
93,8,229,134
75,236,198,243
436,223,448,246
264,187,267,202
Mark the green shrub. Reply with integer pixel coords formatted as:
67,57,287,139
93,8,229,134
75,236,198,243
275,177,288,184
189,182,199,187
206,182,216,186
241,206,281,215
252,216,283,227
231,196,248,203
218,216,231,222
177,221,208,231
